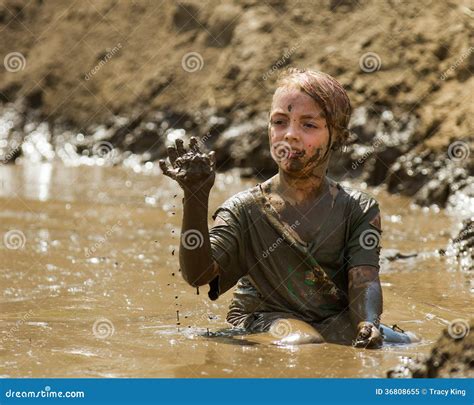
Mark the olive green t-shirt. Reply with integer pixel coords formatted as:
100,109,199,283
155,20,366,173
208,178,382,324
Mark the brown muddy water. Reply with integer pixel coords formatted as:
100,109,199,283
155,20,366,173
0,162,471,378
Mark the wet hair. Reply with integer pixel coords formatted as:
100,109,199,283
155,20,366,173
273,67,352,151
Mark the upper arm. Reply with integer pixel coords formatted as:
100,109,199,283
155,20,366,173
208,204,248,298
209,215,226,277
345,196,382,270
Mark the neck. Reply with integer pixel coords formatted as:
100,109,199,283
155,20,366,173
275,168,328,205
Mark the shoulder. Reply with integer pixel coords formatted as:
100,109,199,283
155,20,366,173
212,185,259,219
334,181,382,232
335,181,380,214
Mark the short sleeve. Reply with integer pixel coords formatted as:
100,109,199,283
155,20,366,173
208,196,248,300
345,194,382,270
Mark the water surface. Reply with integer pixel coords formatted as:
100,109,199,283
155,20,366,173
0,162,471,377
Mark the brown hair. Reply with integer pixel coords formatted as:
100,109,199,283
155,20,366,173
274,67,352,151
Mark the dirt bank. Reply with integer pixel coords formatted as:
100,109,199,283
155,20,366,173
0,0,472,208
387,319,473,378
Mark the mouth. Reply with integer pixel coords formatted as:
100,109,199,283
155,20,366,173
288,150,305,159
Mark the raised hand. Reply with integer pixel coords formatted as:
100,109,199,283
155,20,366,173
159,137,216,195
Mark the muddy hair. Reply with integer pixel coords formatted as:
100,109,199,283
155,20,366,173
274,67,352,151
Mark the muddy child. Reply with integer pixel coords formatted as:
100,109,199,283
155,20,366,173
160,68,419,348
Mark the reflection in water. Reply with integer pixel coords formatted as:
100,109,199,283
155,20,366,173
23,163,53,202
0,163,471,377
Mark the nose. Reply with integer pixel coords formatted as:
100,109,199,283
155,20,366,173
283,121,301,143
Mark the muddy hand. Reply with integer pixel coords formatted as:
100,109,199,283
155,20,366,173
159,137,216,194
353,322,383,349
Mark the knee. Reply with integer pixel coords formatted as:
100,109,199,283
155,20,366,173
269,318,325,345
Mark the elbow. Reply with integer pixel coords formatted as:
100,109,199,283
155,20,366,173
182,273,209,288
181,262,218,288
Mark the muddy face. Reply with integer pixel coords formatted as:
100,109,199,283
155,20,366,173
269,87,332,177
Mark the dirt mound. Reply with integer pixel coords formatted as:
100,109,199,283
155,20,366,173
0,0,472,205
387,319,473,378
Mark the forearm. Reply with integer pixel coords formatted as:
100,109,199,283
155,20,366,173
179,191,217,287
348,266,383,329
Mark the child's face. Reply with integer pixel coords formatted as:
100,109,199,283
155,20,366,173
269,86,331,176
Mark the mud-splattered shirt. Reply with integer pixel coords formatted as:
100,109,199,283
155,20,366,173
208,178,382,325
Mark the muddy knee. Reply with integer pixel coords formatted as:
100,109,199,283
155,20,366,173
269,318,324,345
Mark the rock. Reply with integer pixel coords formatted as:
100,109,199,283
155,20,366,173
213,113,276,175
206,4,241,47
449,218,474,273
387,149,435,197
414,165,468,207
172,2,202,31
387,319,473,378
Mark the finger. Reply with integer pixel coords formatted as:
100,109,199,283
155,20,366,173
175,138,186,156
159,160,176,179
189,137,201,153
367,337,383,349
370,330,383,347
352,338,369,348
208,151,216,168
167,146,179,166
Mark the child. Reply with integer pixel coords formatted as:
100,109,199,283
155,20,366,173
160,68,418,348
